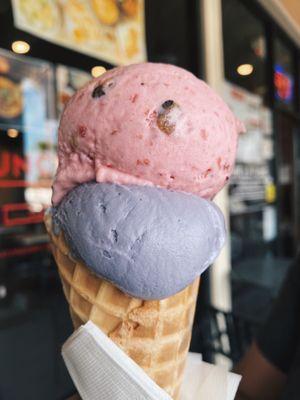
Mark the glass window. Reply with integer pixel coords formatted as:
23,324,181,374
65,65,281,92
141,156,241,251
274,37,295,111
145,0,200,74
222,0,268,102
222,1,289,319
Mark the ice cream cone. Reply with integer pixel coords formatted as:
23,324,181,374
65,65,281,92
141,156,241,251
45,212,199,399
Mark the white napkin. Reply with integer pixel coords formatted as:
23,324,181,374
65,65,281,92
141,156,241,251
62,321,172,400
181,352,241,400
62,321,241,400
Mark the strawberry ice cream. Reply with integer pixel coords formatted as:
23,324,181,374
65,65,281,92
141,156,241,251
52,63,243,205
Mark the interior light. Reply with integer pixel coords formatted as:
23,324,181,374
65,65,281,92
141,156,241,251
7,128,19,138
91,66,106,78
237,64,254,76
0,285,7,299
11,40,30,54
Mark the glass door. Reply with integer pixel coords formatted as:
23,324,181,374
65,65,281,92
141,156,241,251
276,111,300,256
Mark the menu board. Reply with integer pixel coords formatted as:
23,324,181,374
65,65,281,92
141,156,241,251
12,0,147,65
222,81,274,214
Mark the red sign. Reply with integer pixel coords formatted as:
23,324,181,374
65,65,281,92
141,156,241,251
1,203,44,227
0,151,27,178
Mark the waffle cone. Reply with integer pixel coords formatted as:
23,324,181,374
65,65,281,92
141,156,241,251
45,213,199,399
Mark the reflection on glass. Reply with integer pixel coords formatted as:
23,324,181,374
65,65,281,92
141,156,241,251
56,64,90,115
222,0,267,102
0,49,55,264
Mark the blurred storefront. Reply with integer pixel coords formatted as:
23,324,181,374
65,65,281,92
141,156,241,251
223,0,300,261
223,0,300,355
198,0,300,365
0,0,300,397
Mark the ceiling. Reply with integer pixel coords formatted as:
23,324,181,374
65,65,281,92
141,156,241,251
258,0,300,46
281,0,300,28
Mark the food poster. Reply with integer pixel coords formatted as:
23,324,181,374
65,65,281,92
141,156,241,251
0,54,23,128
12,0,147,65
56,64,91,115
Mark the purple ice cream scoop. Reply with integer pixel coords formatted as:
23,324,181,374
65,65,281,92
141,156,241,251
52,182,226,300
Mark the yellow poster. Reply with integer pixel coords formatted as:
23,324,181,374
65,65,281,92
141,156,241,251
12,0,147,65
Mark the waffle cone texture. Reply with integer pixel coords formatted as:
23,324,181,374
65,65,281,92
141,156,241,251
45,213,199,399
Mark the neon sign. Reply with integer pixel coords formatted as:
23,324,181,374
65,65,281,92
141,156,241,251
274,64,293,103
0,151,27,179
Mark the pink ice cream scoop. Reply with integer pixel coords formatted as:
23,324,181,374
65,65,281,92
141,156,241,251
52,63,243,205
